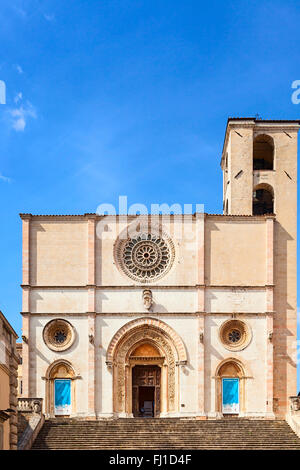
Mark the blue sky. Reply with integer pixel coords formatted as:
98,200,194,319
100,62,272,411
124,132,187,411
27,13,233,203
0,0,299,385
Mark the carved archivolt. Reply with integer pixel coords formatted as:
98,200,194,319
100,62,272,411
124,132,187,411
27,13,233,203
45,359,76,380
106,317,187,364
107,318,187,415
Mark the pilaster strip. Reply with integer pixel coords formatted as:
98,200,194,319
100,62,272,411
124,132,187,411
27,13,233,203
266,217,274,278
266,313,274,414
22,216,30,286
21,315,29,398
266,217,274,312
196,212,205,311
197,314,205,414
196,213,205,415
88,313,96,416
265,217,274,414
87,217,96,285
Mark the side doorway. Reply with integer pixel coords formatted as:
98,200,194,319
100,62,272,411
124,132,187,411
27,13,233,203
222,378,240,415
54,379,71,416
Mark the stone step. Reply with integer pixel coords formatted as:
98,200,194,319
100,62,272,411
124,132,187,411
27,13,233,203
31,419,300,450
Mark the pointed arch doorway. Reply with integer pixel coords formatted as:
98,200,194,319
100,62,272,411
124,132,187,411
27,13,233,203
106,317,187,418
215,359,247,416
44,360,78,418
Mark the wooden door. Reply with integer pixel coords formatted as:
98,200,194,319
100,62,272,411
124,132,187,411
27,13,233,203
132,366,161,417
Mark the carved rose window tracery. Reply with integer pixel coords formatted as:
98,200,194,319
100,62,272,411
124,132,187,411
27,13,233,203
219,319,252,351
54,330,67,344
115,232,175,283
43,319,75,352
228,329,241,343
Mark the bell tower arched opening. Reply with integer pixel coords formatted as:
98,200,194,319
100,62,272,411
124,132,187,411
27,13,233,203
253,134,274,170
253,184,274,215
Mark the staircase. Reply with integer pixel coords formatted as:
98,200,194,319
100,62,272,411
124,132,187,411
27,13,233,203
31,418,300,450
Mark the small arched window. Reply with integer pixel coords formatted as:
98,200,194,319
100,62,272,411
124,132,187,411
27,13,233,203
253,134,274,170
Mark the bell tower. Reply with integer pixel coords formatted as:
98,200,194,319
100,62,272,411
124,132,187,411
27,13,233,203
221,117,299,415
221,117,299,218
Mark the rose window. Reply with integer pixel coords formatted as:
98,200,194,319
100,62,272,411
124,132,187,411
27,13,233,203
116,232,174,282
43,319,75,352
219,320,251,351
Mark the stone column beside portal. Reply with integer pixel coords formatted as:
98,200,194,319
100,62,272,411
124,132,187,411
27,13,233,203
88,313,96,417
102,364,114,417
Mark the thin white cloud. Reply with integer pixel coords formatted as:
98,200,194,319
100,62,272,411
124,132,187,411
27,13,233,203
13,6,27,18
14,92,22,104
15,64,23,74
44,13,55,22
9,99,37,132
0,173,11,183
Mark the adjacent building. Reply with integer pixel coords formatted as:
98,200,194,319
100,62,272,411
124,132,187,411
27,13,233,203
0,311,19,449
16,343,22,397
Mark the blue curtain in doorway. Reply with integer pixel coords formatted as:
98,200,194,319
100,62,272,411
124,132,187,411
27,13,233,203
55,379,71,414
222,378,239,414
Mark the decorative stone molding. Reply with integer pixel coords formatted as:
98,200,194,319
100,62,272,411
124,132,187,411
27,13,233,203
0,411,10,423
114,227,175,283
89,334,94,345
106,317,187,364
289,396,300,412
43,319,75,352
268,331,273,341
176,360,188,366
219,319,252,351
18,398,43,413
106,317,187,416
116,328,176,413
17,398,44,450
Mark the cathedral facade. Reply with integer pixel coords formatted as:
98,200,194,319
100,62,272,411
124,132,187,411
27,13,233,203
20,118,298,419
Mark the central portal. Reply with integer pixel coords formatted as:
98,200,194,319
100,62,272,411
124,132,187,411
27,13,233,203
107,318,188,416
132,366,161,417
